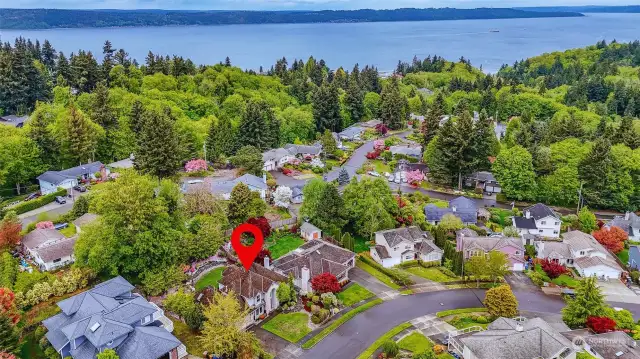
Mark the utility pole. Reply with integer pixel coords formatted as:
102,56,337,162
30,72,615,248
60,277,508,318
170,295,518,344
203,140,207,163
577,181,584,214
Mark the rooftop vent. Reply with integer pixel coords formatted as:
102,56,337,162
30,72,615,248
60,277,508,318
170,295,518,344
616,352,624,357
90,322,101,332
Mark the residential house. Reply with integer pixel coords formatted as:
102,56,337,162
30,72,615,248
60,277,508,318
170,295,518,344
37,162,109,195
22,229,77,271
578,331,640,359
0,115,29,127
360,119,383,128
208,174,268,200
512,203,561,238
72,213,99,234
409,113,425,124
283,144,322,159
605,212,640,241
535,230,623,279
218,264,287,328
451,317,576,359
272,239,355,294
370,226,442,268
417,88,434,96
396,160,429,178
338,126,365,141
439,115,450,127
262,148,296,171
456,229,525,271
465,171,501,194
291,186,304,204
300,222,322,241
424,196,478,226
108,156,135,169
494,121,506,141
43,276,186,359
390,145,422,159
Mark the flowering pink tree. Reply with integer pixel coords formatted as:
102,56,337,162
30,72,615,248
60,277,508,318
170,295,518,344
406,170,425,186
185,159,208,173
36,221,55,230
373,140,385,151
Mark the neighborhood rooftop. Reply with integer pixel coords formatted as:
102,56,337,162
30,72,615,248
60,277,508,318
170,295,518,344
272,239,355,279
424,196,477,224
37,161,105,186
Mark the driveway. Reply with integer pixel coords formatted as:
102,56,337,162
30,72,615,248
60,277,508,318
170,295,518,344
598,280,640,304
504,272,540,292
18,189,88,229
349,267,398,300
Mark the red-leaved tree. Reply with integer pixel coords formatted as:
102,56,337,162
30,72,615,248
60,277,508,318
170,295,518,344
0,353,17,359
310,273,341,294
247,217,271,238
0,215,21,251
375,123,389,135
540,259,568,279
586,316,617,334
0,288,20,325
593,227,628,254
254,249,272,266
366,150,381,160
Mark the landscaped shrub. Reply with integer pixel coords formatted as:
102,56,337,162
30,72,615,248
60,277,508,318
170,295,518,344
540,259,568,279
311,308,330,324
184,159,208,173
586,316,616,333
247,216,271,238
321,292,338,308
311,273,341,294
475,315,488,324
382,340,399,357
438,267,457,278
359,255,414,286
630,271,640,284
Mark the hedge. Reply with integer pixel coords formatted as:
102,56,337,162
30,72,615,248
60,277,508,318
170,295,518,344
355,322,412,359
396,260,440,269
359,255,414,286
1,188,67,216
436,308,487,318
301,299,383,349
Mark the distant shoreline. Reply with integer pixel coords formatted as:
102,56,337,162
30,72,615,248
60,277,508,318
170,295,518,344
0,7,584,30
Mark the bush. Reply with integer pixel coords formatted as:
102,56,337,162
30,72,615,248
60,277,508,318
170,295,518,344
321,292,338,308
311,273,341,294
247,216,271,238
586,316,616,333
312,295,320,304
476,316,488,324
359,255,414,286
484,285,518,318
311,308,330,324
1,188,67,216
540,259,568,279
630,271,640,284
382,340,399,358
438,267,457,278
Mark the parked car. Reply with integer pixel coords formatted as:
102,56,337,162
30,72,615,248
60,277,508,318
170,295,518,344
394,173,401,184
367,171,380,177
55,196,67,204
73,185,87,192
388,175,394,182
54,223,69,230
24,192,41,201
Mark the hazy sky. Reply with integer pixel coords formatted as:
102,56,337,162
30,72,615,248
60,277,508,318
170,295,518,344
4,0,640,10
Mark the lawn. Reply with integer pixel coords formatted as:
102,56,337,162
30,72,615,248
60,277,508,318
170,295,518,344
436,308,487,318
356,322,412,359
404,267,459,283
447,315,490,330
195,267,225,291
427,198,449,208
353,235,371,253
262,312,312,343
398,331,455,359
267,234,305,259
266,205,292,220
170,317,206,356
59,223,76,237
370,160,391,174
356,259,400,290
337,283,374,306
618,249,629,265
533,264,581,288
19,332,46,359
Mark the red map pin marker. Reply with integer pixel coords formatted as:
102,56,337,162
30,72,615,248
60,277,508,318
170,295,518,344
231,223,264,271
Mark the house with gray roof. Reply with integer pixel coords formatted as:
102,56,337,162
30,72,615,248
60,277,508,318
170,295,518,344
465,171,501,194
424,196,478,226
577,331,640,359
22,229,77,271
390,145,422,159
535,230,623,280
300,222,321,241
370,226,441,267
272,239,355,294
512,203,561,238
37,162,109,195
262,144,322,171
456,229,525,271
451,317,575,359
210,174,268,200
0,115,29,127
338,126,365,141
605,212,640,241
72,213,99,234
43,276,186,359
291,186,304,204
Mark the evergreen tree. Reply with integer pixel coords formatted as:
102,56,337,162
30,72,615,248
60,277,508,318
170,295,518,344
379,77,405,130
0,314,18,355
615,116,639,149
135,108,181,178
237,100,279,151
624,98,636,118
27,111,59,169
312,82,342,133
70,50,100,93
345,75,365,124
0,42,49,113
216,116,236,156
562,276,607,328
206,119,221,163
472,109,498,170
65,105,95,165
227,183,253,225
56,51,71,85
41,39,57,72
225,56,231,67
595,116,608,138
341,232,354,252
433,109,477,189
102,40,115,82
337,168,350,185
129,100,145,136
92,82,117,129
320,130,337,157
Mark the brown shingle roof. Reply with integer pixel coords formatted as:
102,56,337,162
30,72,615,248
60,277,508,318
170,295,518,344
272,240,355,279
219,264,287,299
22,229,65,250
32,237,77,262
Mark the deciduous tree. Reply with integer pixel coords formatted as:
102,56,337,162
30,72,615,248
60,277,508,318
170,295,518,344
493,145,537,201
231,145,263,177
592,226,627,254
96,349,119,359
311,273,341,294
0,212,21,252
483,284,518,318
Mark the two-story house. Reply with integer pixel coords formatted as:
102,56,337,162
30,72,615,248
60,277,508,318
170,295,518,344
512,203,561,238
263,148,296,171
605,211,640,241
424,196,478,226
370,226,442,268
535,230,622,280
272,239,355,294
456,229,525,271
43,276,186,359
218,263,287,328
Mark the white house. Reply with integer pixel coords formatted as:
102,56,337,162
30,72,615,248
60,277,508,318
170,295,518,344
370,226,442,268
605,212,640,241
338,126,365,141
512,203,561,238
210,174,268,200
37,162,108,195
218,264,288,328
535,230,623,280
21,229,77,271
300,222,322,241
390,145,422,159
272,239,355,294
262,144,322,171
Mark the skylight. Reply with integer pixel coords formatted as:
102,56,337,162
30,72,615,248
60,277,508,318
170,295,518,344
90,322,101,332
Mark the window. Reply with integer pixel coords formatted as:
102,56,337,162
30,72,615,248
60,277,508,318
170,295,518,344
256,294,261,301
515,251,521,255
53,258,61,263
539,230,543,233
541,221,546,225
394,247,398,251
580,251,585,255
553,231,559,234
142,315,152,324
555,222,560,225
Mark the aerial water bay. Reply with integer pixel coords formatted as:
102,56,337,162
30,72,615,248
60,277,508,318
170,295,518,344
2,12,640,72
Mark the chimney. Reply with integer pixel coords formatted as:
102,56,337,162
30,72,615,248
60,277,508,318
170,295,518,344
263,173,267,184
264,256,271,269
525,210,531,219
626,212,631,221
301,266,310,294
515,323,523,332
452,205,457,213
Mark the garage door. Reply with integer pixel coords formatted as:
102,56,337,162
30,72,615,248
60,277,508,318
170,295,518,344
513,263,524,272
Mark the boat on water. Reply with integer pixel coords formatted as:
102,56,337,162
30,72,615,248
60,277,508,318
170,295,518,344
490,29,500,33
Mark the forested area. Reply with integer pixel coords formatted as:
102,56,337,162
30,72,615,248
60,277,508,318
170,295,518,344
0,37,639,213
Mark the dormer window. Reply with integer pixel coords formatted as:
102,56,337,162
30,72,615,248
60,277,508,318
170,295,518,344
580,251,585,255
541,221,546,225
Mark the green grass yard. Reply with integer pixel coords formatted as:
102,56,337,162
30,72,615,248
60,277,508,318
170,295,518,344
355,259,400,290
447,316,490,330
354,235,371,253
618,249,629,265
397,332,457,359
195,267,225,291
59,223,76,237
533,264,581,288
370,160,391,174
404,267,459,283
262,312,312,343
337,283,374,306
267,234,305,259
19,332,46,359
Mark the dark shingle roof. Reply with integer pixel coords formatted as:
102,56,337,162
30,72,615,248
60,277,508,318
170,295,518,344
376,226,426,247
523,203,559,221
584,331,640,359
373,245,391,259
219,264,287,299
284,144,322,155
115,326,181,359
513,217,537,229
37,162,104,185
273,240,355,279
424,197,477,224
22,229,66,250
